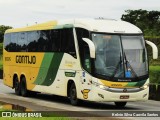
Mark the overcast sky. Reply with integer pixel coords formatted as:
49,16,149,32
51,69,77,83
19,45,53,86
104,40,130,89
0,0,160,28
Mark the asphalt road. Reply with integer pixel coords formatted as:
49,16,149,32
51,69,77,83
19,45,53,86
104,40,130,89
0,80,160,120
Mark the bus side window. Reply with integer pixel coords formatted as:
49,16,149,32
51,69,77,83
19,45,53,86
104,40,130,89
50,30,61,52
61,28,77,58
17,32,28,52
10,33,18,52
4,33,11,51
36,31,48,52
27,31,40,52
76,28,91,73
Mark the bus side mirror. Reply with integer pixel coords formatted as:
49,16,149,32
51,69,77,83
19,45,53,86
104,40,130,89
82,38,95,58
145,40,158,59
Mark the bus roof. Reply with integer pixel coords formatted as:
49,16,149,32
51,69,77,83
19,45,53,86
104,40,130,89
5,18,142,34
5,21,58,33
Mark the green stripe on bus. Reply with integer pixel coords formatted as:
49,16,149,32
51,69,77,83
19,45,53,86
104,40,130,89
125,80,146,87
34,53,54,85
126,82,137,87
135,80,146,87
41,53,64,86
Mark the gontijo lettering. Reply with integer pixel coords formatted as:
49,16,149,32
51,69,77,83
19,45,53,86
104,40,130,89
16,55,36,64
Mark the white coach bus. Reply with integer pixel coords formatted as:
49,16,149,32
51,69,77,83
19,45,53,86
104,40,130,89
3,18,158,107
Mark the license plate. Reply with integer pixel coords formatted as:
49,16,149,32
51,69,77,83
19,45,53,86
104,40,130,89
120,95,129,99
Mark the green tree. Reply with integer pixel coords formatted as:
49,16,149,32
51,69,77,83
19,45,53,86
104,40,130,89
0,25,12,43
121,9,160,36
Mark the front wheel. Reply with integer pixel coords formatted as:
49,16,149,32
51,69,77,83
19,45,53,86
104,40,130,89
115,102,127,108
69,83,78,105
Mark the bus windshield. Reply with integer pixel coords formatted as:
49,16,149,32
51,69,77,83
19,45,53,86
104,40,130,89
121,35,148,78
92,33,148,79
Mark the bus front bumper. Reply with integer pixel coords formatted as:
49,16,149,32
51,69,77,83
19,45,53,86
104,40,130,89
87,86,149,102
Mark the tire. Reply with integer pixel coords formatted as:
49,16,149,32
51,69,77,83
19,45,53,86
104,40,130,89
29,91,37,97
115,102,127,108
20,77,28,97
14,76,21,95
69,83,78,105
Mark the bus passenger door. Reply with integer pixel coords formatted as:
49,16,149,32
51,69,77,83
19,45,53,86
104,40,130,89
79,70,92,100
75,28,92,99
79,40,92,100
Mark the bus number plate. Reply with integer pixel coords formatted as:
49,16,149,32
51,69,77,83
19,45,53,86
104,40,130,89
120,95,129,99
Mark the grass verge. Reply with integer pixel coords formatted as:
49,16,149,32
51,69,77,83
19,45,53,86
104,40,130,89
0,109,72,120
0,117,71,120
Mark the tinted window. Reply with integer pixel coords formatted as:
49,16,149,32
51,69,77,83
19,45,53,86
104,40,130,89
4,28,76,57
76,28,90,72
10,33,18,52
27,30,61,52
50,30,61,52
27,31,40,52
17,32,28,52
61,29,76,58
4,33,11,51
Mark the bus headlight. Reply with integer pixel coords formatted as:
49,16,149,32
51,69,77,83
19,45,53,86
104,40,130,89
99,84,105,89
140,84,149,90
92,82,109,90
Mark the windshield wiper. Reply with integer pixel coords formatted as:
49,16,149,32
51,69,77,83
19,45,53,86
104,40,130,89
111,52,123,78
111,52,139,79
123,52,138,78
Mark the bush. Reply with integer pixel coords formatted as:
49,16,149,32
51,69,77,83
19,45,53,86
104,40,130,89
0,43,2,70
0,42,2,55
149,66,160,84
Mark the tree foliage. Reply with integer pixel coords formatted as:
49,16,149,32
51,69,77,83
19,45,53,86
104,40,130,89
121,9,160,36
0,25,12,43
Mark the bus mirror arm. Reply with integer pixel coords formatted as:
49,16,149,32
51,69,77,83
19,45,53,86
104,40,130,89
145,40,158,59
82,38,96,58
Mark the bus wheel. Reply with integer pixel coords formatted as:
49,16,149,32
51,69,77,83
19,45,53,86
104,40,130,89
115,102,127,108
20,77,28,97
14,76,21,95
69,83,78,105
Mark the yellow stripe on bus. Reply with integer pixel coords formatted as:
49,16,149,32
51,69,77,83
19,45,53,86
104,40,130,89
100,80,134,88
5,21,58,33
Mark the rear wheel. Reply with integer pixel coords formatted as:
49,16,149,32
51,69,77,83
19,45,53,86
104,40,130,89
115,102,127,108
29,91,37,97
14,76,21,95
20,77,28,97
69,83,78,105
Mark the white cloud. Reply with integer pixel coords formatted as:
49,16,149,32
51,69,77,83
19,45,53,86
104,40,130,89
0,0,160,27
